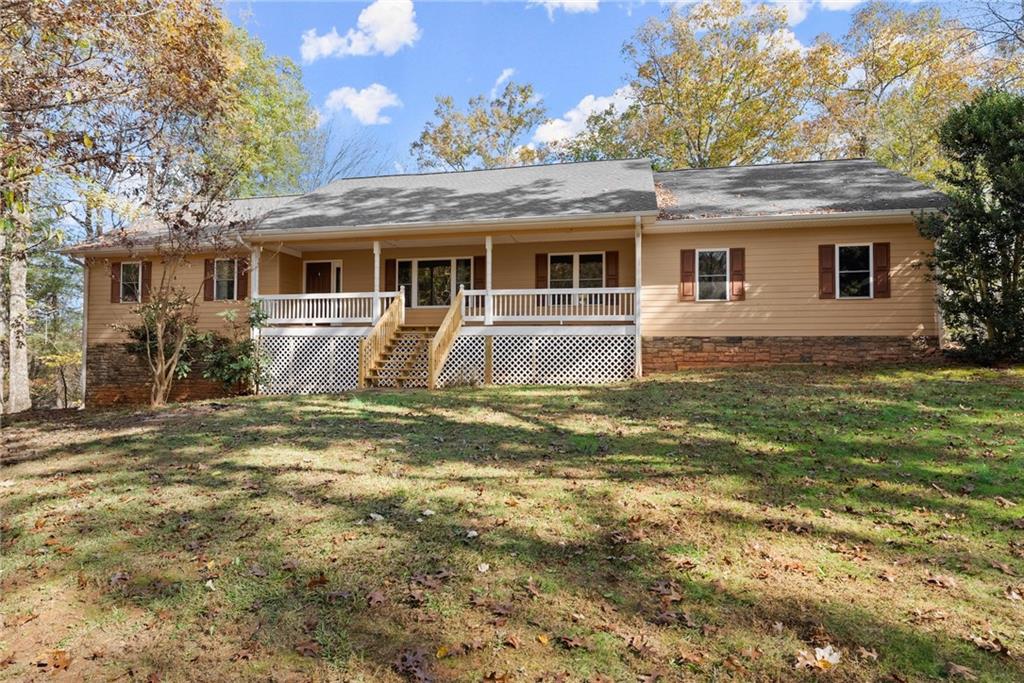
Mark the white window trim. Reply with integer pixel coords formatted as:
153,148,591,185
695,248,730,302
302,260,343,294
548,252,606,289
397,256,474,308
120,261,142,304
835,243,873,299
214,258,240,301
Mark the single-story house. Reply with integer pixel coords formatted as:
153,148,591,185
68,158,947,405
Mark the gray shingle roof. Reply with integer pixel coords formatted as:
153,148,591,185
254,159,659,233
654,159,947,221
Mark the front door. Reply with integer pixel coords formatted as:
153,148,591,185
306,262,332,293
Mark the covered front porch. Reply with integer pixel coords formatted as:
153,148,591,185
250,226,640,328
248,223,643,391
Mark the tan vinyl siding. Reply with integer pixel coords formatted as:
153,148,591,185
85,254,247,344
641,223,937,337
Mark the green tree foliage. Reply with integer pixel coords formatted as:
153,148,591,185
213,25,317,197
918,90,1024,361
411,81,548,171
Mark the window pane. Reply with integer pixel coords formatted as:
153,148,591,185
838,272,871,298
121,263,140,302
838,245,870,272
417,260,451,306
215,260,235,300
578,254,603,288
549,255,573,288
698,250,727,276
455,258,471,292
698,278,727,301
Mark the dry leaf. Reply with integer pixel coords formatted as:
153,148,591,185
947,663,978,680
925,572,958,589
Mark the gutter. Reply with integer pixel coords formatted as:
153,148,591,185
646,208,941,233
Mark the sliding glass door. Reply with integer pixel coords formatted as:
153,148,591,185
397,257,472,307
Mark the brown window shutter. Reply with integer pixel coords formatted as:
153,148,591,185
472,255,485,290
203,258,215,301
140,261,152,302
729,248,745,301
237,257,249,299
535,253,548,288
605,250,619,287
110,261,121,303
678,249,695,302
384,258,396,290
873,242,890,298
818,244,835,299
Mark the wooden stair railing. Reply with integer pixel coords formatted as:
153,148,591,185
427,286,465,390
359,287,405,388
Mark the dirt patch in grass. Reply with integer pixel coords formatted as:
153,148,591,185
2,365,1023,681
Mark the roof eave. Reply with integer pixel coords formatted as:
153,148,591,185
647,207,941,233
249,209,661,242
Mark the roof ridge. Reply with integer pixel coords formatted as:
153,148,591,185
654,158,873,175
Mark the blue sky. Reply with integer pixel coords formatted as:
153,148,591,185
224,1,865,172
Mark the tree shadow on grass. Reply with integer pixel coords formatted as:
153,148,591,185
2,366,1023,680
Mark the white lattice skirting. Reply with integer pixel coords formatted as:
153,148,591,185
439,334,636,387
260,335,361,394
259,331,636,394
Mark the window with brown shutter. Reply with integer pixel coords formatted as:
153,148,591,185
873,242,890,298
678,249,695,301
729,248,745,301
203,259,215,301
472,255,485,290
384,258,396,290
110,261,121,303
818,244,835,299
605,250,619,287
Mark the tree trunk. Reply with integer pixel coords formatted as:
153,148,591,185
0,228,7,416
7,219,31,413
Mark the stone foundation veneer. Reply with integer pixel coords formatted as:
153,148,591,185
85,343,229,407
642,335,940,370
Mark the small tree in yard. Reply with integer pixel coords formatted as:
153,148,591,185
918,90,1024,362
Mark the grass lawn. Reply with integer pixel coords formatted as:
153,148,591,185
2,365,1023,682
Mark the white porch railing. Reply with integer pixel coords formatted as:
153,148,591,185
258,292,398,325
463,287,636,323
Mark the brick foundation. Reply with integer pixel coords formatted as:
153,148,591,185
642,335,940,371
85,343,230,407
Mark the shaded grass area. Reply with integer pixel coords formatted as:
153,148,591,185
2,365,1023,681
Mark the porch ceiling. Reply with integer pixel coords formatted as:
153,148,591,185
264,228,635,254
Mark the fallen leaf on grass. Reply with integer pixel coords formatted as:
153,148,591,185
970,634,1010,656
394,649,432,682
856,647,878,661
991,561,1016,576
925,572,958,589
306,573,328,589
795,644,842,671
367,589,386,607
556,635,587,650
947,663,978,680
48,650,71,670
994,496,1016,508
537,634,551,645
1004,585,1023,602
477,563,490,573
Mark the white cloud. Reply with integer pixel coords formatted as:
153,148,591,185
324,84,402,125
300,0,420,63
775,28,807,54
770,0,812,26
819,0,863,10
528,0,600,21
533,86,633,145
491,68,516,99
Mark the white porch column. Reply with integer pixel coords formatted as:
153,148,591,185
250,245,261,344
634,216,643,378
484,235,493,326
372,240,381,320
